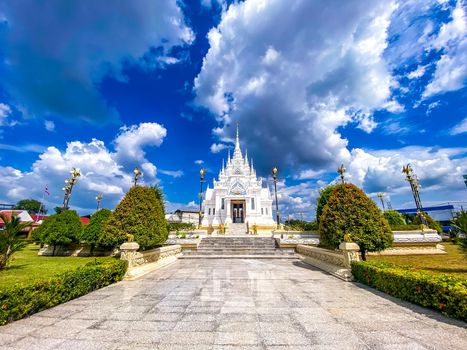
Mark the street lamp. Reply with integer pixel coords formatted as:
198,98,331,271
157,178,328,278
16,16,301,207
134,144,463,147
199,168,205,228
133,167,142,186
377,192,385,211
272,166,281,235
337,164,346,184
62,167,81,210
402,163,427,225
96,193,103,211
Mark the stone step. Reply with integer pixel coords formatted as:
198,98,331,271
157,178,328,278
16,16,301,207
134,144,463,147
196,249,278,253
179,255,298,259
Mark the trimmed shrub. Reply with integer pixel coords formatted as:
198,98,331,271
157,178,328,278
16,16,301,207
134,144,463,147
316,185,336,223
383,210,406,226
284,219,317,231
352,261,467,321
0,259,127,325
32,210,83,255
101,186,168,250
80,209,112,251
319,184,393,260
167,222,195,232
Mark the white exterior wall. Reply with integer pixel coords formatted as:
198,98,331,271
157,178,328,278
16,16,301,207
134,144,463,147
201,130,275,227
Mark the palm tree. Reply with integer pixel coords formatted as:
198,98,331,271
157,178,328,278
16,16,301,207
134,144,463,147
0,213,31,269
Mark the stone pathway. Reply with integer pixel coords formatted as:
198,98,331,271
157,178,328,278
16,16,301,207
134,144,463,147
0,259,466,349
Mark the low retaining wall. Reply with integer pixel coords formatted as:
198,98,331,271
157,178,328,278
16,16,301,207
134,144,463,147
120,243,182,280
369,230,445,255
296,243,360,281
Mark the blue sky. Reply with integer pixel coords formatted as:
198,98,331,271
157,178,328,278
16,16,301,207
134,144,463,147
0,0,466,218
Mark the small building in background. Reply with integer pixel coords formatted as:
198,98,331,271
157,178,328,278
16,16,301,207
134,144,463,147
166,210,199,224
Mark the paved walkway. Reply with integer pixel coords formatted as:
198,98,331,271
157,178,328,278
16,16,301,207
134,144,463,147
0,259,466,349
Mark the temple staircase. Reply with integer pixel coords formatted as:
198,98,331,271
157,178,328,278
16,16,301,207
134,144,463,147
180,236,296,259
227,223,247,235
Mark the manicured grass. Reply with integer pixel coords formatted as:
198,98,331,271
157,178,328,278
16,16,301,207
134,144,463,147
368,243,467,278
0,244,113,288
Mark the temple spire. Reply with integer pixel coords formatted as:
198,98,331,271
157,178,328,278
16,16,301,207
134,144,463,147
227,148,231,163
233,121,242,158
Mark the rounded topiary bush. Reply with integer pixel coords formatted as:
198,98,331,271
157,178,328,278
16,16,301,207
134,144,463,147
80,208,111,251
319,184,393,260
100,186,168,250
383,210,406,226
33,210,83,255
316,185,336,223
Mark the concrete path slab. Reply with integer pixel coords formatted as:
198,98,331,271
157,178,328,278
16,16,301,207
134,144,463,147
0,259,466,349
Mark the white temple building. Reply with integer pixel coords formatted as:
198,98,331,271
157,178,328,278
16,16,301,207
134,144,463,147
201,126,276,231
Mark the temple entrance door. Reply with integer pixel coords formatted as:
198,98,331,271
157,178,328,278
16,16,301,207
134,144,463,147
231,201,245,223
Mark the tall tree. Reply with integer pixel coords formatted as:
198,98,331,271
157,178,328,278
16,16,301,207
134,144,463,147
14,199,46,214
319,183,393,260
33,211,82,255
316,185,336,223
101,186,167,249
80,209,111,253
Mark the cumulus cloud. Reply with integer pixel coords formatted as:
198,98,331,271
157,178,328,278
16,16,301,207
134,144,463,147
195,0,399,172
272,180,319,220
210,143,228,154
421,0,466,98
343,146,467,203
450,117,467,135
114,122,167,174
194,160,204,165
0,0,193,123
0,122,168,213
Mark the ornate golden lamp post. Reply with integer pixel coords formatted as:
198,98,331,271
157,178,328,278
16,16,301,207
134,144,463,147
62,167,81,210
96,193,103,211
199,168,205,228
272,166,281,235
337,164,346,184
133,167,142,186
377,192,385,211
402,163,427,225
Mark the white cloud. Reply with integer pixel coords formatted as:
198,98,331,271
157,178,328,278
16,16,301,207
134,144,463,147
450,117,467,135
423,0,467,98
0,143,46,153
0,122,168,213
194,160,204,165
114,122,167,168
294,169,326,180
0,103,12,126
210,143,228,154
344,147,467,201
427,100,441,115
407,65,427,79
159,169,184,178
195,0,399,172
44,120,55,132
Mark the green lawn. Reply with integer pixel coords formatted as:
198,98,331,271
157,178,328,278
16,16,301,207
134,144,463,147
0,244,113,288
368,242,467,278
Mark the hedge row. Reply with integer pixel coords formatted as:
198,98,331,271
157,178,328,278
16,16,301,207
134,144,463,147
352,261,467,321
0,259,127,325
